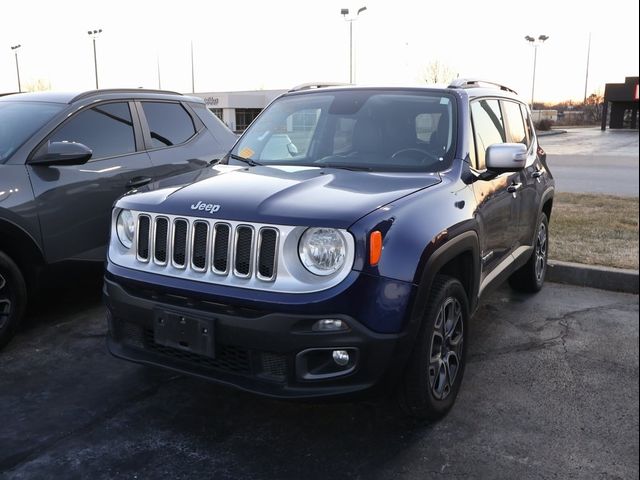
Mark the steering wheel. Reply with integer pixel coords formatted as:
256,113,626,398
391,148,440,164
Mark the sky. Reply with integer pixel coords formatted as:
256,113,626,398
0,0,638,103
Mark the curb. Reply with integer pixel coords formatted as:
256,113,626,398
537,129,567,137
547,260,639,294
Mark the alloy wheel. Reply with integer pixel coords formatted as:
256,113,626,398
0,272,12,330
535,222,548,282
428,297,464,400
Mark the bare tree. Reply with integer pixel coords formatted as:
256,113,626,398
25,79,52,92
422,60,456,85
582,92,604,123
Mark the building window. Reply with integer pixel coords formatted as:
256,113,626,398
235,108,262,132
209,108,223,121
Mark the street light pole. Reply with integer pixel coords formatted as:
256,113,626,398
87,29,102,89
10,45,21,93
341,6,367,84
524,34,549,110
191,41,195,94
583,32,591,104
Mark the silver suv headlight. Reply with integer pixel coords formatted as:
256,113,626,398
116,209,135,249
298,227,347,276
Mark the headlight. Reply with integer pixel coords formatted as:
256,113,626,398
116,209,135,249
298,228,347,276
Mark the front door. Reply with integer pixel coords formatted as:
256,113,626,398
27,101,155,263
470,99,522,291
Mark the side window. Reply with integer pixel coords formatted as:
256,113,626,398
503,101,529,147
141,102,196,149
520,104,535,144
49,102,136,160
470,99,506,170
468,117,477,167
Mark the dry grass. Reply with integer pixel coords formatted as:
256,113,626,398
550,192,639,270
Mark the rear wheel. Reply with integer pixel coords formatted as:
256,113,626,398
509,213,549,293
398,275,468,420
0,251,27,350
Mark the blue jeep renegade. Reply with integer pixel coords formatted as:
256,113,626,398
104,80,554,419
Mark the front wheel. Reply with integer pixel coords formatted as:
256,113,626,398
0,251,27,350
509,213,549,293
398,275,468,420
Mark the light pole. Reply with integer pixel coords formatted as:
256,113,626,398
583,32,591,104
87,29,102,89
10,45,21,92
524,35,549,110
190,41,195,93
341,6,367,84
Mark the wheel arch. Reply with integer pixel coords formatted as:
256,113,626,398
412,231,480,326
0,218,45,290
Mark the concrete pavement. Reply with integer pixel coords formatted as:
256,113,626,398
0,274,637,479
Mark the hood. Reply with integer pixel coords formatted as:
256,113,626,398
118,164,441,228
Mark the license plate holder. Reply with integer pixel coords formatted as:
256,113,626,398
153,310,215,358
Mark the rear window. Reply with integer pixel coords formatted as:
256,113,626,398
0,101,64,162
142,102,196,149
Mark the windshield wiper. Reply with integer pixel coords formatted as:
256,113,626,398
318,163,373,172
227,153,262,167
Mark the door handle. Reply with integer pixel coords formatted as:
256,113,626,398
507,182,523,193
126,176,152,189
532,170,543,179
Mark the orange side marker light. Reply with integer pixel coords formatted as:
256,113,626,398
370,230,382,266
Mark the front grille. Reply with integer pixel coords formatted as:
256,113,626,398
172,220,188,266
137,214,279,283
213,224,231,273
137,216,150,260
258,229,278,280
234,226,254,276
260,352,287,380
143,329,251,374
154,217,169,264
192,221,209,270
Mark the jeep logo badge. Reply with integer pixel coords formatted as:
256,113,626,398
190,201,221,214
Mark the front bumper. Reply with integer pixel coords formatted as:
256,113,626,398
104,270,418,399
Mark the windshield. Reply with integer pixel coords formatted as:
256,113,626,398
0,101,64,162
231,90,457,172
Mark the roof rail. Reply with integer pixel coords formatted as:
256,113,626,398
448,78,518,95
69,88,183,103
288,82,351,93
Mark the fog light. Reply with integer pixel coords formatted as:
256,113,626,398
312,319,348,332
332,350,350,366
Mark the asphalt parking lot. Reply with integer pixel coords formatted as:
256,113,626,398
541,127,639,196
1,269,638,480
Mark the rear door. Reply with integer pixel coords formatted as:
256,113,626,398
470,98,522,287
27,101,155,262
136,100,225,180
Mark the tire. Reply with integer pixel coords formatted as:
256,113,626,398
0,251,27,350
509,213,549,293
398,275,469,420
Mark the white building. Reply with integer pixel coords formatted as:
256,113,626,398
191,89,286,133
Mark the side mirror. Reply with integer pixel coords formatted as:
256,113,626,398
30,141,93,166
485,143,527,173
